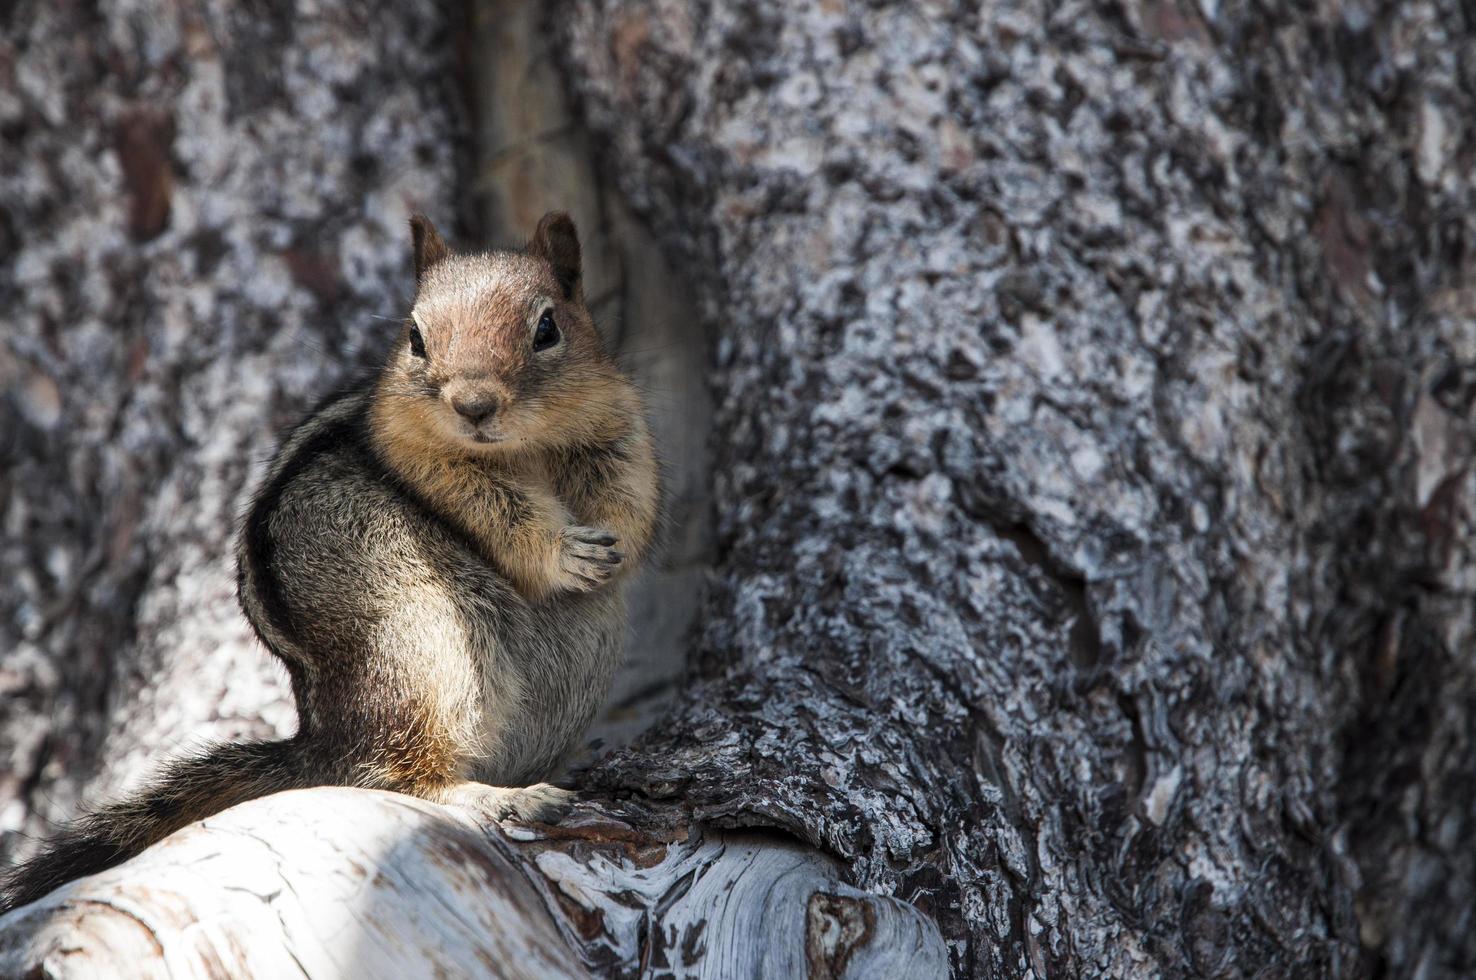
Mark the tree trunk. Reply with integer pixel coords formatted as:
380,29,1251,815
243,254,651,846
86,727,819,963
5,0,1476,977
553,1,1476,975
0,0,465,844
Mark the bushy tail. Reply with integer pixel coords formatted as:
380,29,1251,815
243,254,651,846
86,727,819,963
0,738,312,914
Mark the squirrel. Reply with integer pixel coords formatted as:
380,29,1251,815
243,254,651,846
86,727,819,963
0,211,661,913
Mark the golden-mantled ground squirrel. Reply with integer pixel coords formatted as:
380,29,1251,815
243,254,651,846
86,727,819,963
1,212,661,912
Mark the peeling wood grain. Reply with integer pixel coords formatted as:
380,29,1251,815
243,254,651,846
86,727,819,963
0,790,946,979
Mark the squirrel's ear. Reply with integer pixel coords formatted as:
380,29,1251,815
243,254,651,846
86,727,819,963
409,213,450,283
528,211,582,301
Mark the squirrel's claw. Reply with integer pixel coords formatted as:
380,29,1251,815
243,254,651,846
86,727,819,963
556,525,624,590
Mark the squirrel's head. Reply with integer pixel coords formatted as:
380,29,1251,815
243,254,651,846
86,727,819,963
379,211,628,454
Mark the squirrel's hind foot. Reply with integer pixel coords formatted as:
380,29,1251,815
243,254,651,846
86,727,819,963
441,781,577,824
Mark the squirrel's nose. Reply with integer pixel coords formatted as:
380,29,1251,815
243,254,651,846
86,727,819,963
450,393,498,425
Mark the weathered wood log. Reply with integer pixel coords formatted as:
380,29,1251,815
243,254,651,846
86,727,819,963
0,789,947,978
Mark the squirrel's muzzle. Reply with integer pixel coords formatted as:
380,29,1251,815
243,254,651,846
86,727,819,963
450,391,499,425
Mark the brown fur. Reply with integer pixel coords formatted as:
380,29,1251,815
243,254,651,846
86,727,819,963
369,217,656,600
0,212,661,913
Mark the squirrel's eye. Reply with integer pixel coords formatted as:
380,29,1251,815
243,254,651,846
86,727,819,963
407,324,427,358
533,310,560,352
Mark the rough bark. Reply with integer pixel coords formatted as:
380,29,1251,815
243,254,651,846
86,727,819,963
0,0,464,852
4,0,1475,978
553,1,1476,977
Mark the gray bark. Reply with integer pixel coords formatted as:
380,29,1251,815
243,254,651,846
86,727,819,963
3,0,1475,977
555,1,1476,977
1,0,464,851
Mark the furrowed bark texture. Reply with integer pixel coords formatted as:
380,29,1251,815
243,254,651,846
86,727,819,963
0,1,465,857
555,2,1476,976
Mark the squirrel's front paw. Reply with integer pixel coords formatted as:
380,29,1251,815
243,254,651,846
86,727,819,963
555,525,624,591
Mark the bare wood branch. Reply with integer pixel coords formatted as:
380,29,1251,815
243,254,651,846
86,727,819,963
0,789,947,978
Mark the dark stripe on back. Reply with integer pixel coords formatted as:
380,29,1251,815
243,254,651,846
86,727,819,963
242,399,364,657
242,384,501,664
